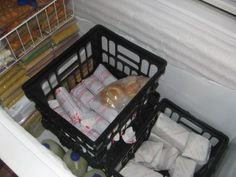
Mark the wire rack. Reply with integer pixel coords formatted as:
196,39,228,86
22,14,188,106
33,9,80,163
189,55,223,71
0,0,75,74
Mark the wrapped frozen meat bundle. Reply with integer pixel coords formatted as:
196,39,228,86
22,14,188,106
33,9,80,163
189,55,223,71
93,64,117,86
55,87,87,124
71,83,95,108
71,83,118,123
82,75,104,95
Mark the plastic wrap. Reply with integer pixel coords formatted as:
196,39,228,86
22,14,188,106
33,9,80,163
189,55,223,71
96,75,149,111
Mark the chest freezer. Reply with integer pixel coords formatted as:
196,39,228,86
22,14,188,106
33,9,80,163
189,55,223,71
1,0,236,177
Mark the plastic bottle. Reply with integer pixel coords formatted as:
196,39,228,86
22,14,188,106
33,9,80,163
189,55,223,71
41,139,65,159
83,169,107,177
63,150,88,177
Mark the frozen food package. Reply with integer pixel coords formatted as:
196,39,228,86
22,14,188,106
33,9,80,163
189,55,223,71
96,75,149,111
152,113,190,152
134,141,163,165
182,132,211,165
71,83,118,122
48,99,71,123
170,156,197,177
48,100,100,141
154,146,179,171
55,87,86,124
93,64,117,86
80,111,109,134
71,82,95,108
148,132,172,148
120,161,163,177
89,99,118,123
82,75,104,95
73,97,91,113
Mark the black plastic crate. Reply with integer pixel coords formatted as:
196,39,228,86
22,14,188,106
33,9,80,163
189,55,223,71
157,98,229,177
110,94,228,177
22,25,167,167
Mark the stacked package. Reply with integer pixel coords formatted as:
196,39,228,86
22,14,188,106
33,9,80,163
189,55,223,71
131,112,211,177
49,64,148,141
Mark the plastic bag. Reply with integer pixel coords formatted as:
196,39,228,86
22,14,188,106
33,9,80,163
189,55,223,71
96,75,149,111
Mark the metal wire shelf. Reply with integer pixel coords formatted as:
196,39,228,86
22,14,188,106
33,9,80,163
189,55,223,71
0,0,75,75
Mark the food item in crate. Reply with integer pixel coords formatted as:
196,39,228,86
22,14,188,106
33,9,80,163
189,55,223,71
153,146,179,171
97,75,149,111
134,141,163,165
120,161,163,177
170,156,197,177
93,64,117,86
151,113,190,152
89,99,118,123
182,132,211,165
80,112,109,134
71,83,118,123
71,83,95,108
42,139,65,159
83,169,106,177
37,0,52,7
48,99,72,123
82,75,104,95
55,87,87,124
52,23,80,45
63,150,88,177
49,99,101,141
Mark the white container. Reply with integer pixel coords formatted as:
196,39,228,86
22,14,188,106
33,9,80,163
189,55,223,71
63,150,88,177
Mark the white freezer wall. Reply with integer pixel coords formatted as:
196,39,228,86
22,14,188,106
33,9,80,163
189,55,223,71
75,0,236,140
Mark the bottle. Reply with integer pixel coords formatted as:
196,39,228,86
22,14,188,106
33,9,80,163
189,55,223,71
63,150,88,177
83,169,107,177
41,139,65,159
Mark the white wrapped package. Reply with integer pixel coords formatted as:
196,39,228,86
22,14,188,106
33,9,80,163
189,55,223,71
120,161,163,177
82,75,104,95
73,98,91,113
149,132,172,148
170,156,197,177
74,124,100,141
71,83,95,107
153,113,190,151
71,83,118,122
122,127,136,144
182,132,211,165
80,111,109,134
153,146,179,171
48,100,71,123
89,99,118,123
134,141,163,165
55,87,85,124
93,64,117,86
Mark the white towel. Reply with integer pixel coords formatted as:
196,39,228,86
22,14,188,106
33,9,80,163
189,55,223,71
182,132,211,165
